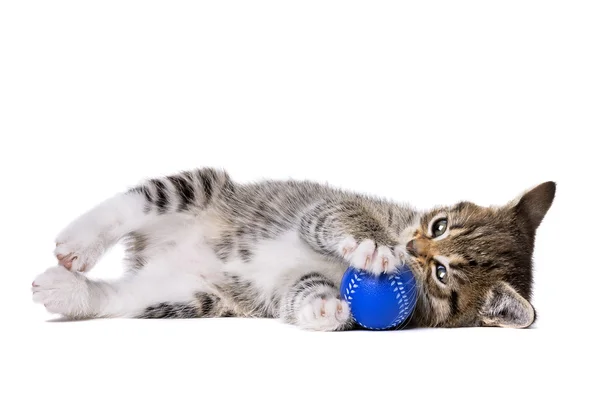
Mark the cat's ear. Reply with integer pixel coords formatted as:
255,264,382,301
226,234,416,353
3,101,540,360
510,181,556,233
480,282,535,328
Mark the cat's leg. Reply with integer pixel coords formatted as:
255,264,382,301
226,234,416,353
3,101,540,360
54,168,232,272
31,265,230,319
299,200,411,275
54,191,148,272
279,272,352,331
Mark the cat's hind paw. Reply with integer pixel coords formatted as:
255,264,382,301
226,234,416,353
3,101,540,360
55,222,107,272
32,266,92,318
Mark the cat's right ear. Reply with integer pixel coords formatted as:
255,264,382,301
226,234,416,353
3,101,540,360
480,282,535,328
510,181,556,233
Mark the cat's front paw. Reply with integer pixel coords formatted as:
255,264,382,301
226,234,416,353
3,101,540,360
338,236,407,275
297,297,351,331
55,220,107,272
31,266,92,318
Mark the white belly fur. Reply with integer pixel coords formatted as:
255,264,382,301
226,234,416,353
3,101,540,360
139,221,345,306
223,230,345,294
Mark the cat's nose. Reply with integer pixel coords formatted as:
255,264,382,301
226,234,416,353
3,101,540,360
406,239,429,257
406,240,417,256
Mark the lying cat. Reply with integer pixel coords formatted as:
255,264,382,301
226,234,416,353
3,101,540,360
32,168,555,330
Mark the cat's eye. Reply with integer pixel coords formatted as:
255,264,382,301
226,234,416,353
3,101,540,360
431,218,448,238
436,264,448,284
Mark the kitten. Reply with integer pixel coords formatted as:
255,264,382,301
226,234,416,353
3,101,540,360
31,168,555,330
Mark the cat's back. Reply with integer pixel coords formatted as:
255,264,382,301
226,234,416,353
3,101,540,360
219,178,346,220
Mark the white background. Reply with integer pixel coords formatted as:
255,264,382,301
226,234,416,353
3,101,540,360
1,1,598,399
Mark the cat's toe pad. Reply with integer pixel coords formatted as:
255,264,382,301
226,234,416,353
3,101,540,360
55,227,106,272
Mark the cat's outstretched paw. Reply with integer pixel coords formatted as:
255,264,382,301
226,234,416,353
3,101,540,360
338,236,407,275
297,296,351,331
55,220,107,272
32,266,92,318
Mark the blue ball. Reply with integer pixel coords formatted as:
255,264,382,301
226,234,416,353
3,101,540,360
340,266,418,330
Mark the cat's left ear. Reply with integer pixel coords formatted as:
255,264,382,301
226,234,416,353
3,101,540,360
480,282,535,328
510,181,556,233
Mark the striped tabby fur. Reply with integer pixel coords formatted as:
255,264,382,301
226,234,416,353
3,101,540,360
32,168,555,330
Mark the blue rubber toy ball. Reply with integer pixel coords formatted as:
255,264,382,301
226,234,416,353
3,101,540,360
340,265,418,330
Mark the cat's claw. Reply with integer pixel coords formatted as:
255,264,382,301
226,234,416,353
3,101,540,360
339,236,406,275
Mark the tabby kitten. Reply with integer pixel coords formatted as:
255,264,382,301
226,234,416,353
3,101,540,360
31,168,555,330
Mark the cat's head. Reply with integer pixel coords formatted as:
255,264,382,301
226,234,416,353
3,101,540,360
404,182,556,328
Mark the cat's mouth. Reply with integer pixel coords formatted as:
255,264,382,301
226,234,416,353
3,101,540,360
403,253,425,282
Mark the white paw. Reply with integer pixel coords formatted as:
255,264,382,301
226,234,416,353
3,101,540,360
32,266,92,318
338,236,407,275
55,219,107,272
298,297,351,331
